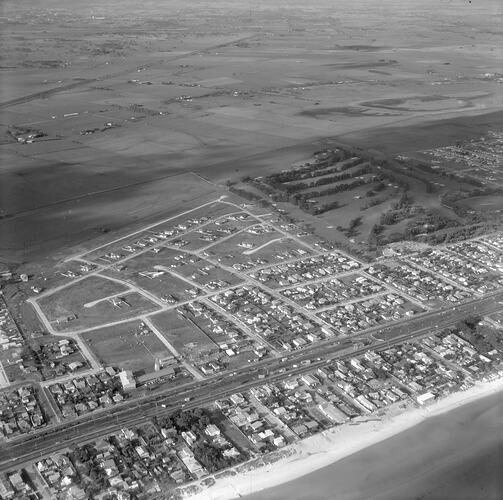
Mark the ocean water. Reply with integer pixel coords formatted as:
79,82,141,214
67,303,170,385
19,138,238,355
245,392,503,500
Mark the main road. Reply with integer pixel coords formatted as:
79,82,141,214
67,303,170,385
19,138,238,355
1,289,502,473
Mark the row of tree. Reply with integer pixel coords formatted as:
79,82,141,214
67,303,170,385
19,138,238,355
273,165,373,194
265,148,356,184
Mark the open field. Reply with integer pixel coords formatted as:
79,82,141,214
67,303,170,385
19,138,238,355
54,291,160,333
1,0,502,265
81,320,171,374
338,110,503,157
37,276,129,322
37,275,161,332
0,170,221,263
149,310,216,360
457,195,503,213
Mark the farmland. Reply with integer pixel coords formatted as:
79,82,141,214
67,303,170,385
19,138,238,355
1,0,502,265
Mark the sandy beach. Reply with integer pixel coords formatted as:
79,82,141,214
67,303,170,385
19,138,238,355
182,377,503,500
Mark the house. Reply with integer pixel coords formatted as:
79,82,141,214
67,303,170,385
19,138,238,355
105,366,117,376
0,477,15,499
304,420,319,432
317,403,348,424
8,472,27,492
205,424,221,437
355,395,375,412
249,420,263,432
67,485,87,499
171,469,186,484
178,447,205,478
292,423,308,436
181,430,197,447
258,429,274,440
416,391,436,405
301,374,318,387
274,407,287,417
102,458,118,476
223,447,240,459
272,435,285,447
283,379,299,390
135,446,149,459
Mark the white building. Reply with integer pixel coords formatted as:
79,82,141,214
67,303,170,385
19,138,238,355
119,370,136,391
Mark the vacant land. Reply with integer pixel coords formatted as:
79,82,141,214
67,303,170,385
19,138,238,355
149,310,215,360
82,321,170,373
0,171,221,264
55,292,160,333
38,276,128,322
101,253,204,302
38,276,160,332
81,321,171,374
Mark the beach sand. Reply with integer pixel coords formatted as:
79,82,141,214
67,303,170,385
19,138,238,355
182,378,503,500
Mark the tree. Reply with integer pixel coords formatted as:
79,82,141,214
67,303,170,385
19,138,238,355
198,414,210,427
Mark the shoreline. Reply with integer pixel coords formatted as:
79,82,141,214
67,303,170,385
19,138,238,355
182,377,503,500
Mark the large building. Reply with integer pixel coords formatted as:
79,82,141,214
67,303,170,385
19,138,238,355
119,370,136,392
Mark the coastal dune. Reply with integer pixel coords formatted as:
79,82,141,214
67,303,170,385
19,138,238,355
186,378,503,500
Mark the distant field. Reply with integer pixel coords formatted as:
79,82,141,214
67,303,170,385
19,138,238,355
338,111,503,156
1,0,501,266
81,320,171,374
0,171,222,263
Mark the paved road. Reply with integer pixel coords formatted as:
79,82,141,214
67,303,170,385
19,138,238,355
14,196,503,472
1,289,502,473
